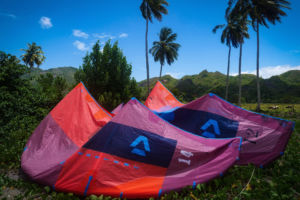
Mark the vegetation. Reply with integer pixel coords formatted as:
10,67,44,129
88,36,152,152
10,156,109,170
138,70,300,104
74,41,141,111
21,42,46,69
24,66,78,85
149,27,181,79
140,0,169,96
0,51,68,170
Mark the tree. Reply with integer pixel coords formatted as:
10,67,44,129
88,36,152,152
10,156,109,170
149,27,180,80
228,0,290,110
248,0,290,111
140,0,168,96
74,41,141,111
21,42,45,69
0,51,51,165
213,16,241,100
36,73,68,107
227,1,250,106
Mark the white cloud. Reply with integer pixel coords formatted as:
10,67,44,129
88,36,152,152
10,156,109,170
73,29,89,39
39,16,53,29
73,40,89,51
0,12,16,19
93,33,115,40
119,33,128,38
231,65,300,78
165,72,183,79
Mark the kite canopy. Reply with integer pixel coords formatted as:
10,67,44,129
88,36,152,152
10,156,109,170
145,81,184,112
21,82,242,198
53,98,241,198
148,82,294,166
21,82,112,186
111,103,124,115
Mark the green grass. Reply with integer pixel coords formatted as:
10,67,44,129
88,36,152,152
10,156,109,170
1,105,299,200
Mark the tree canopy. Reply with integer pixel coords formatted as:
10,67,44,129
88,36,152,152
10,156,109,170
21,42,46,69
74,40,141,111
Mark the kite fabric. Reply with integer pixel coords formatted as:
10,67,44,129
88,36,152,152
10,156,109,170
111,103,124,115
145,81,184,112
148,82,295,166
21,82,112,186
53,98,242,198
21,82,242,198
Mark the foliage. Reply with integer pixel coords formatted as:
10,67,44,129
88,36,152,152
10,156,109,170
0,51,68,169
140,0,168,23
21,42,46,68
149,27,180,79
74,40,141,111
139,70,300,103
23,66,78,85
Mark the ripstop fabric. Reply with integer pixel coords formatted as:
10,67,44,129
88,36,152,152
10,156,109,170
147,81,295,166
21,82,242,198
21,81,294,198
145,81,184,112
53,98,242,198
21,82,112,186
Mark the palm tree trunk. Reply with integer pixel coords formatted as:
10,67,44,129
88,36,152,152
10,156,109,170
225,45,231,100
238,43,243,106
159,64,163,80
256,21,261,111
145,17,150,96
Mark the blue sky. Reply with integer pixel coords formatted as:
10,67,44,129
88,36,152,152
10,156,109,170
1,0,300,81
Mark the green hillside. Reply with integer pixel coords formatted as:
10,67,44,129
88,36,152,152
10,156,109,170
139,70,300,103
26,66,78,85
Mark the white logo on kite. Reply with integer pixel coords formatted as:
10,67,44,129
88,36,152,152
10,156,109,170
200,119,221,138
180,150,193,158
178,150,193,165
178,158,191,165
130,136,150,157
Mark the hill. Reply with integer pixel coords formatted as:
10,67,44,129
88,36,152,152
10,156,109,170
139,70,300,103
26,67,78,85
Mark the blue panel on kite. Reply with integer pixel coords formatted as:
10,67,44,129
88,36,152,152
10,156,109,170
83,122,177,168
159,109,239,138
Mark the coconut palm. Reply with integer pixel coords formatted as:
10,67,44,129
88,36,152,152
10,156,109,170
227,2,250,106
228,0,290,110
149,27,180,80
21,42,45,69
140,0,168,96
248,0,290,111
213,17,241,100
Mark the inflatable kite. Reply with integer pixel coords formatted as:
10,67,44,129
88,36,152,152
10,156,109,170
21,82,112,186
148,81,295,167
145,81,183,112
111,103,124,115
22,82,242,198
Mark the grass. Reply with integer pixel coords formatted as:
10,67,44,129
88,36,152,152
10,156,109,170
0,104,299,200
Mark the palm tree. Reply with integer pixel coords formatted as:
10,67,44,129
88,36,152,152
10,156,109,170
140,0,168,96
149,27,180,80
247,0,290,111
228,0,290,110
213,17,240,100
227,2,250,106
21,42,45,69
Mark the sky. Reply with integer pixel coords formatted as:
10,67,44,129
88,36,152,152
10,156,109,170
1,0,300,81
